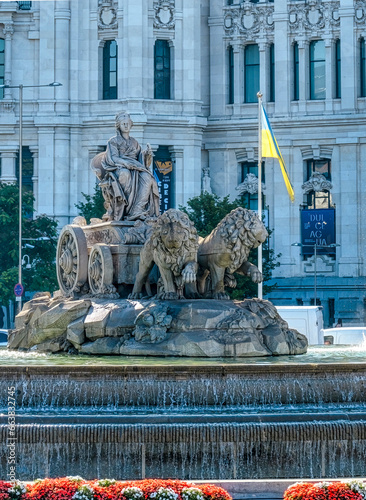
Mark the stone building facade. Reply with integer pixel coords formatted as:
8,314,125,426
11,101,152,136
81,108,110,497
1,0,366,325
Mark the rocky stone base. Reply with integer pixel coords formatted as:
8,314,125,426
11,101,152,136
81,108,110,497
8,293,308,357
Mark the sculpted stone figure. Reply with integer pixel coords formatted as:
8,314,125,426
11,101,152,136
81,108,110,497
91,111,160,221
197,207,268,300
129,209,199,300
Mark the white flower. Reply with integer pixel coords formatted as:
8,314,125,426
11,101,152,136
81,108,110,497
67,477,85,483
313,482,331,490
97,479,116,487
72,485,94,500
122,487,144,500
8,483,27,497
346,481,366,499
152,488,179,500
182,488,204,500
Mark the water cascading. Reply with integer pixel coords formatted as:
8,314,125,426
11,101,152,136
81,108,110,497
1,361,365,480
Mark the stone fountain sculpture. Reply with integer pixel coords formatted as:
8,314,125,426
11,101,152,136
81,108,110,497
8,112,307,357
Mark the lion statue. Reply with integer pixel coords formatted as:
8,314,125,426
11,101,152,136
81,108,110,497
129,209,199,300
197,207,269,300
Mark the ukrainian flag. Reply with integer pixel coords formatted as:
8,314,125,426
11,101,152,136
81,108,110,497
261,104,295,202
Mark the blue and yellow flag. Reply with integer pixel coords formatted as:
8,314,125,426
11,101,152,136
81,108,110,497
261,104,295,202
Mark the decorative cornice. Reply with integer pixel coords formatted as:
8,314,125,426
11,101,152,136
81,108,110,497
288,0,340,36
355,0,366,26
223,2,274,41
302,172,333,194
153,0,175,30
98,1,117,30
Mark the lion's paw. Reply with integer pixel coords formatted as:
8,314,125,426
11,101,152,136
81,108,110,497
212,292,231,300
157,292,179,300
128,292,144,300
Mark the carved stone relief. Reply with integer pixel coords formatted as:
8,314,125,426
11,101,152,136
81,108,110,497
288,0,340,35
236,173,266,195
154,0,175,30
304,254,335,273
355,0,366,25
302,172,333,194
223,3,274,40
98,1,117,30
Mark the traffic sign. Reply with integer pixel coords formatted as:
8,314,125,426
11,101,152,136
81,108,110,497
14,283,24,297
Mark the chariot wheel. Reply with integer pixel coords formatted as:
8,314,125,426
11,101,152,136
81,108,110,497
56,225,88,296
88,244,115,295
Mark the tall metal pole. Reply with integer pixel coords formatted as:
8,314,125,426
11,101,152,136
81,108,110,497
314,243,317,305
257,91,263,300
18,84,23,314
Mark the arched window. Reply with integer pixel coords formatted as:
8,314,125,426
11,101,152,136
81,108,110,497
269,43,275,102
240,161,265,210
103,40,117,100
244,44,259,103
335,39,341,98
0,39,4,100
293,42,299,101
306,159,332,209
360,37,366,97
310,40,326,100
228,45,234,104
154,40,171,99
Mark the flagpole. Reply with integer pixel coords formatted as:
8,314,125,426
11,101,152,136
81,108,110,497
257,91,263,300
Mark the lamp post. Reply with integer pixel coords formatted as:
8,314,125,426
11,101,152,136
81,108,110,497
292,242,340,305
0,82,62,313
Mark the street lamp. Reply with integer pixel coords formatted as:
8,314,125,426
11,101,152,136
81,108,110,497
292,242,340,304
0,81,62,312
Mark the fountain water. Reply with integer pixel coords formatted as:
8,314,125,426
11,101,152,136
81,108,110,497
1,349,365,480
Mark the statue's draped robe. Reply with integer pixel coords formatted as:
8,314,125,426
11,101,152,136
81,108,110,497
101,133,160,220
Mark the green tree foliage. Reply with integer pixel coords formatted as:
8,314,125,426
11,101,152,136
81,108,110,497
181,192,280,299
0,183,58,307
75,185,105,224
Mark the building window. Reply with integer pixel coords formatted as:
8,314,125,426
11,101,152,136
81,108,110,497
269,43,275,102
103,40,117,100
228,46,234,104
310,40,325,100
0,39,4,100
335,39,341,98
241,161,265,210
293,42,299,101
307,158,331,180
244,44,259,103
361,38,366,97
18,1,32,9
16,147,34,195
306,158,332,209
154,40,171,100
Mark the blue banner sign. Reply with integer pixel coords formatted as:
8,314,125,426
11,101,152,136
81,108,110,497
301,209,336,255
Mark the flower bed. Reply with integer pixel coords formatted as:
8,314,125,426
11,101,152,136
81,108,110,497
284,481,366,500
0,479,231,500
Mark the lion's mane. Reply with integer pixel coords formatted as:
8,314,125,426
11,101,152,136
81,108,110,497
215,207,266,273
151,209,198,276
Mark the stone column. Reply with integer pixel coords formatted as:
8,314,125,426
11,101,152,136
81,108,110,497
209,16,226,115
169,148,184,208
274,0,289,115
297,39,308,113
233,41,243,106
259,42,269,104
37,128,55,217
325,37,334,112
29,146,39,214
3,23,14,99
340,0,356,111
54,127,70,226
0,151,17,183
54,1,70,114
182,0,200,103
